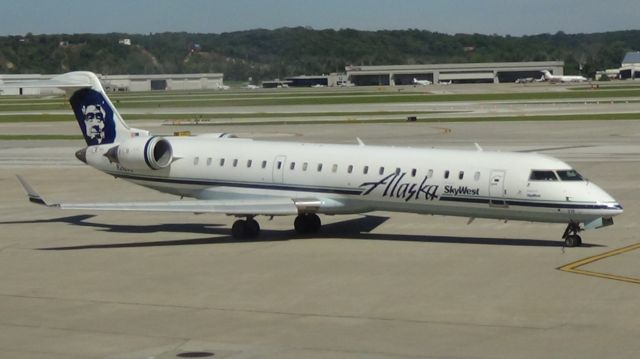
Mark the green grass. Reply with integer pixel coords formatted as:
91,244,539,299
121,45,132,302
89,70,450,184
0,134,82,140
569,84,640,91
3,88,640,111
4,112,639,140
0,110,454,123
195,112,640,127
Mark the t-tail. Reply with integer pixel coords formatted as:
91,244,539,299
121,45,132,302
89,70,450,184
50,72,146,145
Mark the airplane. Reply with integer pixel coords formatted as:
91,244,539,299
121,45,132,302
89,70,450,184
13,71,622,247
541,70,588,83
413,78,432,86
244,84,259,90
438,80,452,85
215,84,230,90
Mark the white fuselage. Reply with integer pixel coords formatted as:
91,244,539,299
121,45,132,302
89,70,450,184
85,136,622,225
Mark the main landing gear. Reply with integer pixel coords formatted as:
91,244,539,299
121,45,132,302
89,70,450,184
230,213,322,239
231,217,261,239
562,221,583,247
294,213,321,234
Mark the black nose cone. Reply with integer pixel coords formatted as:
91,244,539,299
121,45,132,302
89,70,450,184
75,148,87,163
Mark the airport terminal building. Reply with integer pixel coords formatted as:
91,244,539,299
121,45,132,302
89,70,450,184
346,61,564,86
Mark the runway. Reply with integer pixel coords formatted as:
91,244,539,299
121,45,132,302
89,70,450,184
1,117,640,358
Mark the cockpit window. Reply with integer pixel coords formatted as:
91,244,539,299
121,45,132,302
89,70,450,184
556,170,584,181
529,170,558,181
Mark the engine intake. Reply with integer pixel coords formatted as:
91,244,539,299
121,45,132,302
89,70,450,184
105,136,173,170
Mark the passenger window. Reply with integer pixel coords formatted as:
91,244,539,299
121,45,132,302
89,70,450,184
379,167,384,175
427,169,433,178
194,157,199,165
347,165,353,174
247,159,252,168
529,170,558,181
363,166,369,174
233,159,238,167
206,158,212,166
302,162,308,171
332,164,338,173
411,168,417,177
474,171,480,181
444,170,450,179
290,162,295,170
276,161,282,170
317,163,323,172
395,168,401,175
219,158,225,166
458,171,464,180
261,160,267,168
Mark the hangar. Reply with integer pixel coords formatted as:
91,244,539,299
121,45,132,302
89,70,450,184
346,61,564,86
0,73,225,95
619,51,640,80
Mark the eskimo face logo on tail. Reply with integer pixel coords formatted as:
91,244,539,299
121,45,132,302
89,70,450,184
70,88,116,145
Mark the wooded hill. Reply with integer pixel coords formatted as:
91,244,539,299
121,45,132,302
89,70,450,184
1,27,638,81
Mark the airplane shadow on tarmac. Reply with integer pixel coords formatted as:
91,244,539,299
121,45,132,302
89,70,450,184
0,214,603,250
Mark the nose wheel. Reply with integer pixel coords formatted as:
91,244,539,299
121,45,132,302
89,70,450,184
562,221,583,247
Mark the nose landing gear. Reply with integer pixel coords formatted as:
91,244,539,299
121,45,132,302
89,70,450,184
562,221,583,247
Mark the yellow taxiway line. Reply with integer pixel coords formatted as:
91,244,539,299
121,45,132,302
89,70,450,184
558,243,640,285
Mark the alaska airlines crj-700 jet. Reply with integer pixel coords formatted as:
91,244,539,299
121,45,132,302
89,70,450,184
14,72,622,247
541,70,588,83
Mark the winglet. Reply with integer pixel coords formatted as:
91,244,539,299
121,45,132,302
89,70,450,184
474,142,483,152
356,137,365,146
16,175,56,207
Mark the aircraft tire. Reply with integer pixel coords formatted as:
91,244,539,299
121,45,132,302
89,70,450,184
232,219,247,239
564,235,581,247
294,214,320,234
246,218,261,238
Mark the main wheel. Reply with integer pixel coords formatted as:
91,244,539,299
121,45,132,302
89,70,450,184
294,214,322,234
232,219,247,239
308,213,321,233
294,215,308,234
246,218,261,238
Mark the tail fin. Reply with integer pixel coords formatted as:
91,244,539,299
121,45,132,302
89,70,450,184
62,72,135,145
3,71,143,146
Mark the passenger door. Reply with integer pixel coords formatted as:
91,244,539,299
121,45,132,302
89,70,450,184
489,170,507,207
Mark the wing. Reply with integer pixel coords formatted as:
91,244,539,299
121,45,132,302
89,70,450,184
17,175,298,216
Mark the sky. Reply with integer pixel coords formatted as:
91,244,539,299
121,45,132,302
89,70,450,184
0,0,639,36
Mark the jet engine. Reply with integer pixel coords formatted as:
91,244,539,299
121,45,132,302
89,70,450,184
105,136,173,170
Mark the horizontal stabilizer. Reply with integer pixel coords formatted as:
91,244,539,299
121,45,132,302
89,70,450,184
0,72,94,90
16,175,57,207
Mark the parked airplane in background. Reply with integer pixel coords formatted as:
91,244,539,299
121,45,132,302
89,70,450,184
215,84,230,90
541,70,588,83
244,83,259,89
413,78,432,86
13,72,622,247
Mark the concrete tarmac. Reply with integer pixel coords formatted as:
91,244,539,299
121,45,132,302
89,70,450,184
1,120,640,358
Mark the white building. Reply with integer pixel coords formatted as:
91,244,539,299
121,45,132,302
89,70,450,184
0,73,225,95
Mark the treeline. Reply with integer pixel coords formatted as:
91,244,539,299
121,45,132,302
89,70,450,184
1,27,639,81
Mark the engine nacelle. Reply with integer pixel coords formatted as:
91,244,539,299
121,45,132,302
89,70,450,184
105,136,173,171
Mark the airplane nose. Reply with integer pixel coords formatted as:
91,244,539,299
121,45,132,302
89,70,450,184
75,147,87,164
